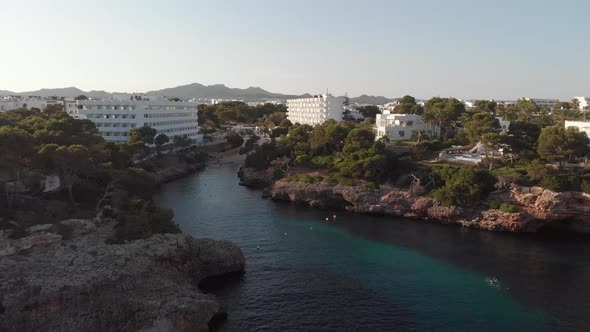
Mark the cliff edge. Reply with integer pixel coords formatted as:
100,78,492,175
267,180,590,233
0,215,245,331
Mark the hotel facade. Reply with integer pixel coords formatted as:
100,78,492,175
286,94,345,126
76,100,201,143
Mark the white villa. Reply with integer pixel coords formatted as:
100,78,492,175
374,111,434,141
286,94,344,126
76,100,202,144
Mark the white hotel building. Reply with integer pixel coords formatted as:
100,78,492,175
76,100,201,143
374,111,434,141
287,94,344,126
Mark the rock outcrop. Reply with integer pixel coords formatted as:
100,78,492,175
237,167,273,189
267,180,590,233
0,218,246,331
151,162,207,184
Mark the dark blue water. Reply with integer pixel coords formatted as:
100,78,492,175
154,164,590,331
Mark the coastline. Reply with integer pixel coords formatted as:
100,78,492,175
239,167,590,234
0,145,248,331
0,209,246,331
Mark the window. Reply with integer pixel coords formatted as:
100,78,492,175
406,121,414,127
399,130,405,137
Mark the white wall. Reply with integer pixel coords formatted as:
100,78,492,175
287,94,344,126
77,100,201,143
374,112,433,141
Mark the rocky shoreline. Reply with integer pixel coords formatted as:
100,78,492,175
0,207,246,331
240,167,590,234
0,152,248,332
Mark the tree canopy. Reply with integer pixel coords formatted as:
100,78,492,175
537,125,589,169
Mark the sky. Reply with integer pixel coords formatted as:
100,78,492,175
0,0,589,100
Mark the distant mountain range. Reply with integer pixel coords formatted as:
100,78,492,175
0,83,396,104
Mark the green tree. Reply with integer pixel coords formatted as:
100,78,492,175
473,100,497,114
537,125,590,169
357,105,380,118
129,126,157,145
173,135,193,149
394,95,423,115
154,134,170,154
501,122,541,162
515,99,539,122
43,103,64,115
36,144,93,202
75,95,88,100
498,104,519,122
423,97,465,140
0,126,35,206
462,112,499,144
526,159,549,182
552,102,581,123
432,166,496,207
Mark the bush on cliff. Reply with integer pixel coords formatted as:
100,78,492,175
111,198,180,242
539,174,580,192
499,203,518,213
431,166,496,207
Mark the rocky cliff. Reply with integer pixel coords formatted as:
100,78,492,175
237,167,274,189
0,214,246,331
267,180,590,233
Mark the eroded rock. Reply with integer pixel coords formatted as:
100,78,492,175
0,222,246,331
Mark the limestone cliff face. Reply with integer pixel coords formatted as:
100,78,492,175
268,181,590,234
0,217,246,331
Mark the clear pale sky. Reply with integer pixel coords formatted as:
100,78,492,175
1,0,588,100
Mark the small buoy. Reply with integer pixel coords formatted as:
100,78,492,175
256,245,260,250
284,232,288,236
309,227,313,230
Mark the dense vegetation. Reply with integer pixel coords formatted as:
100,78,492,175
197,101,287,128
0,108,191,242
243,96,590,208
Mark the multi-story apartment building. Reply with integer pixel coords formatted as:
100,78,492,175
0,96,62,112
76,100,201,144
287,94,344,126
374,111,435,141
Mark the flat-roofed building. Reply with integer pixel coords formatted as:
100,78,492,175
287,94,344,126
77,100,202,144
374,111,436,141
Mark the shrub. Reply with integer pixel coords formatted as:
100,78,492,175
526,159,549,183
582,180,590,194
431,166,496,207
489,201,500,209
499,203,518,213
539,174,579,192
364,182,379,190
226,132,244,148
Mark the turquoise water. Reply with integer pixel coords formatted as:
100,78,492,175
155,164,589,331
